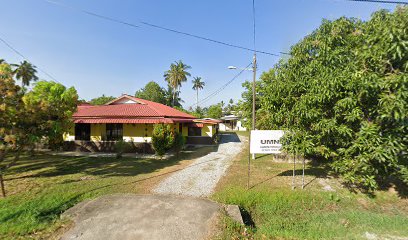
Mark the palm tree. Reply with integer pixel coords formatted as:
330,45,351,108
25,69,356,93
192,77,205,110
164,60,191,106
12,60,38,87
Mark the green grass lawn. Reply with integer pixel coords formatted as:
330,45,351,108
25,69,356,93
212,133,408,240
0,146,216,239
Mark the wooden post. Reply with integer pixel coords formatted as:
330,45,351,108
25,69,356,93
302,157,305,189
292,154,296,190
247,134,251,190
0,174,6,197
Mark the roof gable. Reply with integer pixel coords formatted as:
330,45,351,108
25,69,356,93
105,95,146,105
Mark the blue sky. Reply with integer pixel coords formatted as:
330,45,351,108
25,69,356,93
1,0,396,108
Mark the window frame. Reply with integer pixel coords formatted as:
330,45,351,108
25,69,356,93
106,123,123,141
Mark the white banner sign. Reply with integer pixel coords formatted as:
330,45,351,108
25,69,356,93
250,130,284,154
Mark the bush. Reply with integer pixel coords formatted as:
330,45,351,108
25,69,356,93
151,124,174,157
243,8,408,190
114,140,128,159
173,132,185,157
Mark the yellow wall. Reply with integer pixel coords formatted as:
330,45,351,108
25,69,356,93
64,123,218,142
182,124,188,136
201,124,213,137
91,124,106,141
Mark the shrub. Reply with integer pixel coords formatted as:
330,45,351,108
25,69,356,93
114,140,128,159
151,124,174,157
173,132,185,157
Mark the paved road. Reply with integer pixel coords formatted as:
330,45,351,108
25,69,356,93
153,133,245,197
61,194,220,240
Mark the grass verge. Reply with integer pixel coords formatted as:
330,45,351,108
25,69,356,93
0,146,216,239
212,133,408,239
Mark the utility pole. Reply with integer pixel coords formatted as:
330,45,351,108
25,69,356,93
252,53,257,131
248,53,257,189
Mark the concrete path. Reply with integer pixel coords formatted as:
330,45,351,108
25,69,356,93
153,133,245,197
61,194,220,240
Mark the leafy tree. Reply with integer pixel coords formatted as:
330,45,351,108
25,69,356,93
239,80,261,129
89,94,115,105
164,85,183,107
164,60,191,106
0,62,24,197
247,7,408,190
151,124,175,157
207,104,223,119
23,81,78,149
192,77,205,109
135,81,166,104
0,60,78,197
12,60,38,87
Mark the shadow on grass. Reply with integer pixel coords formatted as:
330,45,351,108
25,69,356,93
249,162,330,190
5,145,218,181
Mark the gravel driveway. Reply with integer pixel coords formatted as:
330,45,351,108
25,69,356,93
153,133,246,197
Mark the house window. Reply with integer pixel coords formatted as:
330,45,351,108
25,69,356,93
75,124,90,141
179,123,183,133
106,123,123,141
188,127,201,136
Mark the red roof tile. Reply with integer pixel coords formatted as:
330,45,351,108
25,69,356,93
73,95,196,121
74,118,174,124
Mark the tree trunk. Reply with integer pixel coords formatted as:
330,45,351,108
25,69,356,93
0,174,5,197
196,89,198,110
0,148,22,198
172,88,176,107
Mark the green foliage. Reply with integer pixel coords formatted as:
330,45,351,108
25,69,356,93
164,85,183,107
11,60,38,87
164,60,191,106
24,81,78,149
114,140,128,159
173,132,185,157
206,104,223,119
245,7,408,190
192,76,205,109
238,80,262,129
151,124,175,156
135,81,167,104
89,94,115,105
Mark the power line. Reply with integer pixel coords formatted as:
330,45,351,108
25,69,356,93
44,0,140,28
188,62,253,109
252,0,256,52
41,0,289,57
344,0,408,4
0,35,61,83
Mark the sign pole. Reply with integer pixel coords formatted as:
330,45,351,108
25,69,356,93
302,157,305,189
292,153,296,190
247,133,251,190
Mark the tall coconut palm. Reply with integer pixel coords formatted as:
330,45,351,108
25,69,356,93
164,60,191,106
192,77,205,110
12,60,38,87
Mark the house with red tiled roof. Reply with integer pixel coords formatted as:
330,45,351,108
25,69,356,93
63,94,221,151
